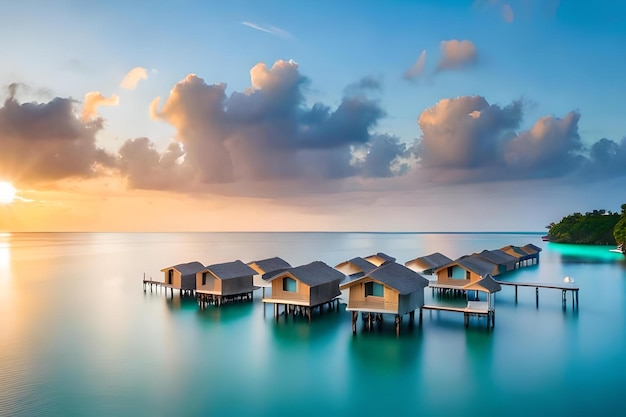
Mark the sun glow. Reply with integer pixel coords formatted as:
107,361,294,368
0,182,16,204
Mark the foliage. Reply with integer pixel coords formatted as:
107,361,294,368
613,204,626,246
548,208,622,245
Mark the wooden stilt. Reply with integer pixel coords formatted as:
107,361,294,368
352,311,357,334
535,287,539,308
395,315,400,337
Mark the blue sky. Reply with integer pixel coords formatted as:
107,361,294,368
0,0,625,231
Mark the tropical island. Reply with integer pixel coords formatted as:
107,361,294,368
546,204,626,252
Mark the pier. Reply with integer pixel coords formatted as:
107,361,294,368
142,277,195,298
422,301,495,329
495,280,579,309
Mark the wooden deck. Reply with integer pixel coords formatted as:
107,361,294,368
495,280,579,309
422,301,494,329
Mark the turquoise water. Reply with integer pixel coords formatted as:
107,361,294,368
1,232,625,416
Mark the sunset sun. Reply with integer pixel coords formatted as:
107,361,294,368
0,182,16,204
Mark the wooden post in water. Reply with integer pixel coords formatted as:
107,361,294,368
352,311,358,334
515,285,518,303
535,287,539,308
395,315,400,337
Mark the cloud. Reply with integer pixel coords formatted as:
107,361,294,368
120,67,148,90
403,50,427,81
436,40,478,71
118,138,189,190
240,21,293,39
81,91,119,122
0,93,115,183
125,61,392,191
584,137,626,179
411,95,590,183
504,111,583,176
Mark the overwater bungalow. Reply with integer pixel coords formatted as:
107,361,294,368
262,261,344,321
432,255,496,289
461,274,501,327
405,252,454,275
474,249,518,275
247,257,292,297
423,274,502,328
195,260,257,306
334,257,378,280
160,261,205,295
500,244,541,267
340,261,429,335
520,244,542,265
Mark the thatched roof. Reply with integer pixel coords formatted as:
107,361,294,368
437,255,495,276
521,243,542,254
247,257,292,275
161,261,205,276
363,252,396,267
268,261,345,287
204,260,257,280
405,252,453,273
341,262,429,295
477,249,518,265
463,274,502,293
335,257,377,275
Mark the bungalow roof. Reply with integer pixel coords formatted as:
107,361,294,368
437,255,494,277
521,243,542,255
363,252,396,266
477,249,518,265
342,262,429,295
205,260,257,280
500,245,529,258
463,274,502,293
247,257,292,274
161,261,205,276
406,252,454,271
335,257,377,274
268,261,345,287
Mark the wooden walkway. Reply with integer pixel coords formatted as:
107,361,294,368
142,277,194,297
422,301,495,329
495,280,579,309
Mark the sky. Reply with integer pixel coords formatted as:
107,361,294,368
0,0,625,232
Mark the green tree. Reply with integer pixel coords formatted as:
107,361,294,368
614,205,626,246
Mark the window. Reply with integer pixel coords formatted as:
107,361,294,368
365,282,384,297
283,277,297,292
168,270,173,285
466,270,471,280
202,272,207,286
447,267,453,278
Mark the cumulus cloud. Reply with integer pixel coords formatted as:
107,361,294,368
411,95,591,182
125,60,392,190
81,91,119,122
578,137,626,180
436,40,478,71
118,138,188,190
504,111,583,176
0,92,114,182
403,50,427,81
417,96,522,169
120,67,148,90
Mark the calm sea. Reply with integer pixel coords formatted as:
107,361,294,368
1,232,625,417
